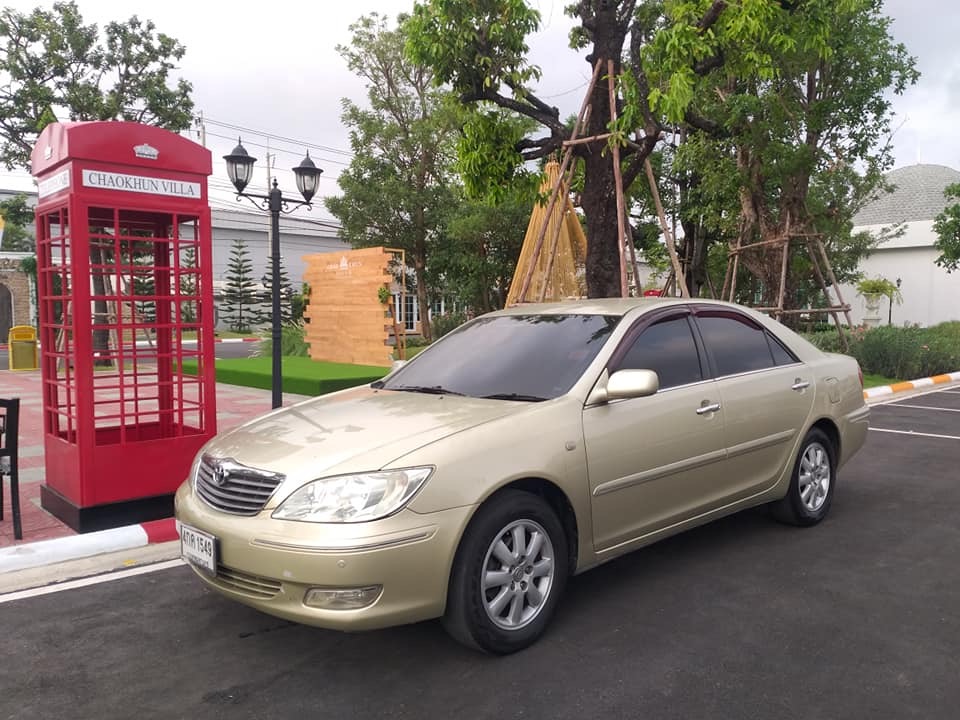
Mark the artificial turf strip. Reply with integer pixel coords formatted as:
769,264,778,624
178,356,390,396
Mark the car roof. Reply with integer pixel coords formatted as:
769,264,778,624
490,297,741,318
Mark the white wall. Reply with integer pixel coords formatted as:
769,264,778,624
840,220,960,327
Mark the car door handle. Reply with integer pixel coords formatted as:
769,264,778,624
791,379,810,391
696,402,721,415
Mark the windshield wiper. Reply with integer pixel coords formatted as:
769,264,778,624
480,393,548,402
390,385,467,396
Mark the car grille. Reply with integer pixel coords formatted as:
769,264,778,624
212,565,282,599
195,454,285,516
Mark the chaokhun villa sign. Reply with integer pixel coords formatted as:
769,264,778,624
81,169,201,199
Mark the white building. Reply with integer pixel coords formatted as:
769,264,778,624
842,164,960,327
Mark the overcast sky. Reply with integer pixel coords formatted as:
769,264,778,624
2,0,957,220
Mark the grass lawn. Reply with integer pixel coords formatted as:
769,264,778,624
179,356,390,396
863,373,901,389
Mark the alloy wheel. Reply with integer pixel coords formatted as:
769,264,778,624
799,441,831,513
481,519,556,631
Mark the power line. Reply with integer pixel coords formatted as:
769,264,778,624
204,130,350,168
200,116,353,158
207,200,343,230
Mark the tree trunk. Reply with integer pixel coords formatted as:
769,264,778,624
581,14,629,299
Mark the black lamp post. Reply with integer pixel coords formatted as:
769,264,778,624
888,277,902,326
224,139,323,409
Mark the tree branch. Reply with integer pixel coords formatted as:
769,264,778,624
684,109,726,136
697,1,728,31
622,133,660,188
459,87,566,135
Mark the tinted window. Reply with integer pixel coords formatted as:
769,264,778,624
616,315,702,389
767,333,798,366
381,314,619,400
696,313,775,376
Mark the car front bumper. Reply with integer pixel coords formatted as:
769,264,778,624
174,482,474,631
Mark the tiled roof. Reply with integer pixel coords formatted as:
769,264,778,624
853,164,960,226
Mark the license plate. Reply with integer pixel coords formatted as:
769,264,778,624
180,523,218,576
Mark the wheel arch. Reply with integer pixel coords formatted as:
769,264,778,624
808,417,841,461
457,478,580,578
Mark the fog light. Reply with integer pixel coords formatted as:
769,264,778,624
304,585,383,610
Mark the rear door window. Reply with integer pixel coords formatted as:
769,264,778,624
695,312,776,377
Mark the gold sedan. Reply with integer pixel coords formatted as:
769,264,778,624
175,298,869,654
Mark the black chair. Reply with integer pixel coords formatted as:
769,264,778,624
0,398,22,540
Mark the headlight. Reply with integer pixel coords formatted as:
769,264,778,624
272,467,433,523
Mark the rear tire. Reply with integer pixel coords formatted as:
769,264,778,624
443,490,568,654
771,428,836,527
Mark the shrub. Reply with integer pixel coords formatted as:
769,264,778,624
803,328,860,354
918,322,960,377
850,325,924,379
825,322,960,380
431,311,468,339
256,322,309,358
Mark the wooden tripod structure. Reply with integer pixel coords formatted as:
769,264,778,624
720,219,853,350
507,58,687,305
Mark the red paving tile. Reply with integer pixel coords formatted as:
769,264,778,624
0,370,311,547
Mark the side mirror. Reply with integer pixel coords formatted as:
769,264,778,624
606,369,659,400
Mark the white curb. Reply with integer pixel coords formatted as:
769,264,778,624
0,524,149,576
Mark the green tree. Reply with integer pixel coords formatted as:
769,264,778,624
179,245,197,323
220,239,259,333
0,193,34,251
0,1,193,169
934,183,960,273
430,194,529,313
259,255,294,325
325,13,466,342
677,0,917,307
131,247,156,324
405,0,809,298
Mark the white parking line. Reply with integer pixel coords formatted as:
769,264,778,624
887,404,960,413
869,427,960,441
941,390,960,395
0,559,184,603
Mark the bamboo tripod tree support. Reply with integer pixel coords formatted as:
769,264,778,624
507,58,686,304
720,221,853,350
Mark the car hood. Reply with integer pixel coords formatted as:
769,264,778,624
200,385,531,483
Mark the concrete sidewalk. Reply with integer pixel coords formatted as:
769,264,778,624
2,367,958,578
0,368,311,552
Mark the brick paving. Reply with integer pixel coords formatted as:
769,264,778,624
0,369,311,547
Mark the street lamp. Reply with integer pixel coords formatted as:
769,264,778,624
224,138,323,409
888,277,902,326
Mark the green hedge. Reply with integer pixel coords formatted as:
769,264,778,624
179,356,389,396
803,322,960,380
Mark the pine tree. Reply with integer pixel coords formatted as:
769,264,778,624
179,245,198,323
260,254,295,325
131,242,156,324
221,238,259,332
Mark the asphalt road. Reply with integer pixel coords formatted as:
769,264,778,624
1,390,958,719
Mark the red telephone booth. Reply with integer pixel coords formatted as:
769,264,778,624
30,122,217,532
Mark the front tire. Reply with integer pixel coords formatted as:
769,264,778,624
771,428,836,527
443,490,568,654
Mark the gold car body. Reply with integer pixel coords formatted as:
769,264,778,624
175,298,869,631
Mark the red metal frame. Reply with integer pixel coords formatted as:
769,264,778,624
31,122,217,518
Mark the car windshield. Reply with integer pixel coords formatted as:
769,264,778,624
380,314,620,401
